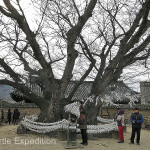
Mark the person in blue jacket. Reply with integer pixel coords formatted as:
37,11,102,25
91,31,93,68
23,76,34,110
130,107,144,145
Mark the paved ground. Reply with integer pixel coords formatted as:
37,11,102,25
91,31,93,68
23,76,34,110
0,124,149,150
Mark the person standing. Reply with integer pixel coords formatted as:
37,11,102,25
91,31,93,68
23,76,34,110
12,109,16,124
0,109,4,123
13,109,20,125
6,108,11,124
116,109,125,143
130,107,144,145
78,100,88,146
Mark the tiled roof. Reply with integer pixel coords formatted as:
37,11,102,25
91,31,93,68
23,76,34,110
11,81,139,103
65,81,93,100
65,81,139,103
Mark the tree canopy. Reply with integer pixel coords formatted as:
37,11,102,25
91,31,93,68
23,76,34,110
0,0,150,123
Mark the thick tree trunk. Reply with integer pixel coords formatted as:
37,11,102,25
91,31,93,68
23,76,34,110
84,95,103,125
37,105,61,122
37,97,69,123
85,80,108,125
86,105,100,125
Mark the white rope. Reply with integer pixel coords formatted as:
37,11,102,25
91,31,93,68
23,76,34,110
26,114,38,121
21,116,118,134
23,116,68,126
22,122,68,133
87,122,118,134
97,117,114,124
64,102,80,118
21,117,69,133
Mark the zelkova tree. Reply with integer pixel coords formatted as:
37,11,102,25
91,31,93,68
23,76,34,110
0,0,97,122
85,0,150,124
0,0,150,124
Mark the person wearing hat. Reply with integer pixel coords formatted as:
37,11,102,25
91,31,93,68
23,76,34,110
130,107,144,145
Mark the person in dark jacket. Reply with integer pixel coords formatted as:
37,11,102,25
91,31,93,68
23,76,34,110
12,109,20,125
6,108,11,124
0,109,4,123
78,100,88,146
129,107,143,145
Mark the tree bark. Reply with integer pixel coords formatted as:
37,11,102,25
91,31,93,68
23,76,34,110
37,98,69,123
84,95,103,125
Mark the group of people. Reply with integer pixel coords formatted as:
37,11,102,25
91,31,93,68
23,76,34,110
0,104,144,146
116,107,143,145
0,108,20,125
78,101,144,146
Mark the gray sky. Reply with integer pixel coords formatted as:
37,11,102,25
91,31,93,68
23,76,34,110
0,0,150,93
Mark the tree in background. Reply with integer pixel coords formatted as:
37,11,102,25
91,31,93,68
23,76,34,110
0,0,150,124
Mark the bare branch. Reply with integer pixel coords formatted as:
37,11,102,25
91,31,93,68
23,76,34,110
0,0,55,85
0,58,21,82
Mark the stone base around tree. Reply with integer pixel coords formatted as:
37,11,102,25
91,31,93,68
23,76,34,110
58,130,68,141
17,124,27,134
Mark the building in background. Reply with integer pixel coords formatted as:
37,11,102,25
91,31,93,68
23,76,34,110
10,81,140,105
140,82,150,105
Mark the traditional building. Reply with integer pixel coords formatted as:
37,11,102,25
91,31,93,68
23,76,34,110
140,82,150,105
10,81,140,105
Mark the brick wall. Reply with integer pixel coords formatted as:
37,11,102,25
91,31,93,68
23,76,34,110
100,108,150,128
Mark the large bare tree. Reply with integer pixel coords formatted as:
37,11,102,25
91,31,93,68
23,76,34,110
0,0,150,124
0,0,97,122
84,0,150,124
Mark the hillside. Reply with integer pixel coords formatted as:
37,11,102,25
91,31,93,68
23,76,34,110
0,85,14,102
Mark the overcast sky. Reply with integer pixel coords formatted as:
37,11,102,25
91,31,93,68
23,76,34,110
0,0,150,92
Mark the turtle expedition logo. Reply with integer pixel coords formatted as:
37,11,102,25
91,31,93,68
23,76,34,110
0,137,57,146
